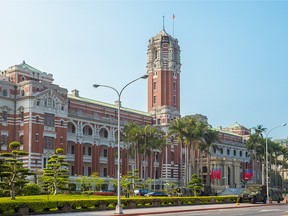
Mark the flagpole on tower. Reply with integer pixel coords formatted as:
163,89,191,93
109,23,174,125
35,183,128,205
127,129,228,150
172,13,175,37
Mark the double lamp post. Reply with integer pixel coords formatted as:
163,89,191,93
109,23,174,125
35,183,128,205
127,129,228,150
93,74,148,214
264,123,286,204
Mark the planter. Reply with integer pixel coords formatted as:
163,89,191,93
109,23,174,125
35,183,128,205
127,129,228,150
62,204,72,213
128,201,137,209
175,200,182,206
152,200,161,207
17,206,29,216
98,203,107,210
209,198,216,203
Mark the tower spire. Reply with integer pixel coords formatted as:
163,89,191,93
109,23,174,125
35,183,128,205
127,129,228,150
162,15,165,31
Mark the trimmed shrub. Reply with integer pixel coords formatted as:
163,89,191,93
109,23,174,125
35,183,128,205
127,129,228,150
21,183,41,196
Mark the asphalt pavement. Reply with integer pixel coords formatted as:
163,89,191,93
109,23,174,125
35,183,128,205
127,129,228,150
37,202,287,216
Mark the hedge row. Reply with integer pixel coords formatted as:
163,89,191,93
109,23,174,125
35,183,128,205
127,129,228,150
0,196,237,215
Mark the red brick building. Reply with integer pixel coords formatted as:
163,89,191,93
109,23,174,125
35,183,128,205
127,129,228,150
0,29,254,189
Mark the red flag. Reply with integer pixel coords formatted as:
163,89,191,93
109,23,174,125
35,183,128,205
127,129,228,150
172,14,175,20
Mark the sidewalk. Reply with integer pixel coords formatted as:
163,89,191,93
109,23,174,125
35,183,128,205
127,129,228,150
39,202,277,216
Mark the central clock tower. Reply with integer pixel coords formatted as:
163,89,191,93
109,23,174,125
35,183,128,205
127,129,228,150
147,28,181,126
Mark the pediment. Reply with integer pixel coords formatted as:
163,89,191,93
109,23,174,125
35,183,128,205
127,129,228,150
34,89,66,104
0,105,12,111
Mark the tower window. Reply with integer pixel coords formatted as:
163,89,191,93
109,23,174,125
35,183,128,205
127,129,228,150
173,81,176,90
21,111,24,121
173,95,176,105
44,113,55,127
2,89,7,96
153,81,156,90
154,49,157,59
153,95,156,104
2,111,7,121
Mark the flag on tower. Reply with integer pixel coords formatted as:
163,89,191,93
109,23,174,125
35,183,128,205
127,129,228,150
172,14,175,20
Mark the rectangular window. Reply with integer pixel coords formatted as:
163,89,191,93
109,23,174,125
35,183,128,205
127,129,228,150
88,167,92,176
60,136,63,144
173,81,176,90
43,136,54,150
36,99,40,106
2,111,7,121
83,146,85,155
153,81,156,90
1,135,7,146
43,158,47,168
71,145,75,154
171,169,174,178
44,113,55,127
36,134,39,142
71,166,75,176
103,149,108,157
21,112,24,121
88,147,92,156
153,95,156,104
173,95,176,105
103,168,107,177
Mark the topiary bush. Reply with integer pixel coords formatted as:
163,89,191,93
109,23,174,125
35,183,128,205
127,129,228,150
21,183,41,196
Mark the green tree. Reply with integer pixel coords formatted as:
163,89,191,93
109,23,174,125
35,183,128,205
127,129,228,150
42,148,69,195
122,122,143,171
122,123,164,180
188,174,203,196
246,125,267,184
200,128,220,185
0,141,32,200
75,176,90,192
168,118,186,186
90,172,104,191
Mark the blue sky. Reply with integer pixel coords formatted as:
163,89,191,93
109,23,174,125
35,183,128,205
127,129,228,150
0,0,288,139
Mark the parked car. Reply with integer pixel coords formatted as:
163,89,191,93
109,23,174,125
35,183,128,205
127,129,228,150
238,184,284,204
144,191,168,197
134,189,149,196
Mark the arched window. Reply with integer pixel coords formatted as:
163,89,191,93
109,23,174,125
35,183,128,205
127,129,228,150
240,151,243,157
233,149,236,156
227,148,230,155
100,128,108,138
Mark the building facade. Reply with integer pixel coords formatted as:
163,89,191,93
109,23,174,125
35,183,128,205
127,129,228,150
0,29,253,189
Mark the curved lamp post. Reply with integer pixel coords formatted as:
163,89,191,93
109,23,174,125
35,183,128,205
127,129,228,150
93,74,148,214
264,123,286,204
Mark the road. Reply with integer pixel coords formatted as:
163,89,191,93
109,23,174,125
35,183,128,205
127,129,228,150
147,205,288,216
35,203,288,216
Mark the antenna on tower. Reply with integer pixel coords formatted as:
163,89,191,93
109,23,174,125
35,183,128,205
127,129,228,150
162,15,165,31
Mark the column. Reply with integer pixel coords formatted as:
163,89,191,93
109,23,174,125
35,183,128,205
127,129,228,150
74,143,83,175
92,144,100,174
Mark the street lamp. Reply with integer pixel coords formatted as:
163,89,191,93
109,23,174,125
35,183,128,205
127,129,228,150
93,74,148,214
265,123,286,204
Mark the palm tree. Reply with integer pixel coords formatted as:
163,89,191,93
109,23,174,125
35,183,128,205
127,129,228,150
200,128,220,186
122,122,143,171
184,117,209,184
246,125,267,184
168,118,186,186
